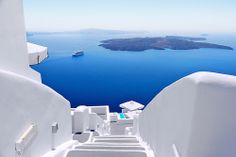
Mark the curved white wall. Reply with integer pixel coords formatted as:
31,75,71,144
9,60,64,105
0,0,40,81
0,70,72,157
139,72,236,157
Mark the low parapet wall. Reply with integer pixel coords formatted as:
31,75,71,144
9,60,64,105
139,72,236,157
0,70,72,157
27,42,48,65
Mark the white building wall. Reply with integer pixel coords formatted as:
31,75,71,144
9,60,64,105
0,1,73,157
139,73,197,157
186,72,236,157
27,42,48,65
139,72,236,157
0,70,72,157
0,0,40,81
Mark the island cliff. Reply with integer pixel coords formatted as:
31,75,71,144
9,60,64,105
99,36,233,51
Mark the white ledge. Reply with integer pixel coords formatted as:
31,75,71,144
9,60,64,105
27,42,48,65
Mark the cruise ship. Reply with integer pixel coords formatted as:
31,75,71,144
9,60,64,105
1,0,236,157
72,51,84,57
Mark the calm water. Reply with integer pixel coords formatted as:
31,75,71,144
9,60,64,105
28,32,236,111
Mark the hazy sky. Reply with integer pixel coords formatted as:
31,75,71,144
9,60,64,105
24,0,236,33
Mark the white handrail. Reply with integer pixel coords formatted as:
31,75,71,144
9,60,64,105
172,144,180,157
15,124,37,156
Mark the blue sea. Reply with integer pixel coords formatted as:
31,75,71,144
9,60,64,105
28,32,236,112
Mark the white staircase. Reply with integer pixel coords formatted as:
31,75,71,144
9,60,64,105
67,135,154,157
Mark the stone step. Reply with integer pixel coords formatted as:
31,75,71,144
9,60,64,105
93,135,137,139
66,149,147,157
82,142,142,147
94,138,139,143
74,145,145,150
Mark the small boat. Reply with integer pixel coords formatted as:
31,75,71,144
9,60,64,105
72,50,84,57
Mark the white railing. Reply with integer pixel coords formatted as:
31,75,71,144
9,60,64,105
15,124,37,156
95,114,110,135
172,144,180,157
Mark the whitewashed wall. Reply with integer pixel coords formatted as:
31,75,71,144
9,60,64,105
0,70,72,157
139,72,236,157
27,42,48,65
0,0,40,81
0,1,73,157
